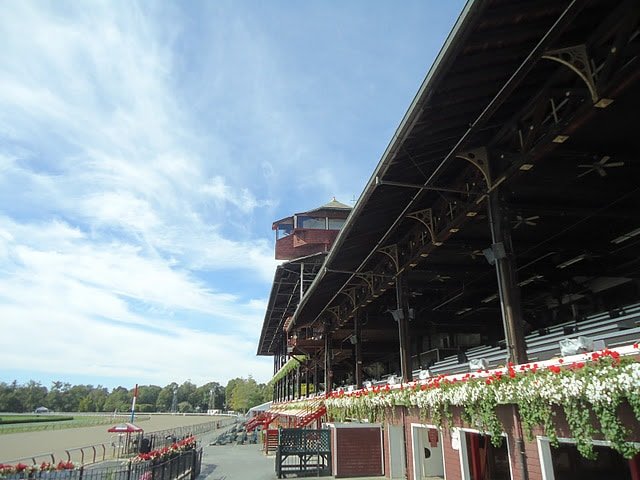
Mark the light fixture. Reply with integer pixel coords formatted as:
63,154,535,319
433,241,443,246
449,228,459,233
420,253,429,258
466,211,478,217
553,135,570,143
456,307,472,315
594,98,614,108
556,254,587,269
388,281,395,286
611,227,640,244
409,262,418,267
481,293,498,304
519,163,534,171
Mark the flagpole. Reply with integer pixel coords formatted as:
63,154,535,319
130,384,138,423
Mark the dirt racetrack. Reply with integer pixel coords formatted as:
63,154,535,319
0,414,228,464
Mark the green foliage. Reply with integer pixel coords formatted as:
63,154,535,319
325,354,640,460
225,377,269,413
0,378,235,415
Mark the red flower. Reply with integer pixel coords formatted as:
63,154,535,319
56,461,74,470
549,365,561,374
558,358,564,364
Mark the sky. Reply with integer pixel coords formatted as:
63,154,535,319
0,0,465,390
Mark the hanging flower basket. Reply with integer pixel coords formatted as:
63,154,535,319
323,347,640,459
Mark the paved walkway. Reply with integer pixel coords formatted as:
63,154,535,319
198,431,384,480
200,443,277,480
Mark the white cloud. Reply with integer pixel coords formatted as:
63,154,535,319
0,2,279,385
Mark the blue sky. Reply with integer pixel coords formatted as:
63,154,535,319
0,0,465,389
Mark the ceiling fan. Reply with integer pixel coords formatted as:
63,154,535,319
577,156,624,177
469,249,483,260
513,215,540,229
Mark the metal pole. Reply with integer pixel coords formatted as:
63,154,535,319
487,188,528,365
324,330,332,394
354,314,363,389
395,275,413,382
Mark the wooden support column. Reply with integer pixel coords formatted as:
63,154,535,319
296,365,301,399
487,187,528,365
395,275,413,382
354,314,363,389
313,358,319,396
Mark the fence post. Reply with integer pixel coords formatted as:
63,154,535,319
275,444,282,479
126,461,132,480
79,465,84,480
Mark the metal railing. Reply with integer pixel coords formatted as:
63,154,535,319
4,419,234,467
2,448,202,480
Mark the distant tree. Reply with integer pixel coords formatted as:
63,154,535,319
177,381,197,406
227,377,265,413
90,386,109,412
194,382,223,412
0,381,25,412
103,387,131,412
137,385,162,407
46,381,69,412
22,380,47,412
156,383,178,412
177,401,193,413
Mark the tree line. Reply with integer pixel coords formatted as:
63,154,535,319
0,377,271,414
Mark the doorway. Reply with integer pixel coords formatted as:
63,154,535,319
462,431,510,480
412,425,444,480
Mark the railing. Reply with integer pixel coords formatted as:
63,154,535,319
2,448,202,480
3,420,233,467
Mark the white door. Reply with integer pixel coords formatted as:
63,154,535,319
388,425,406,479
418,427,444,479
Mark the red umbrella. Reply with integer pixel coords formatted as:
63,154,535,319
108,423,143,433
